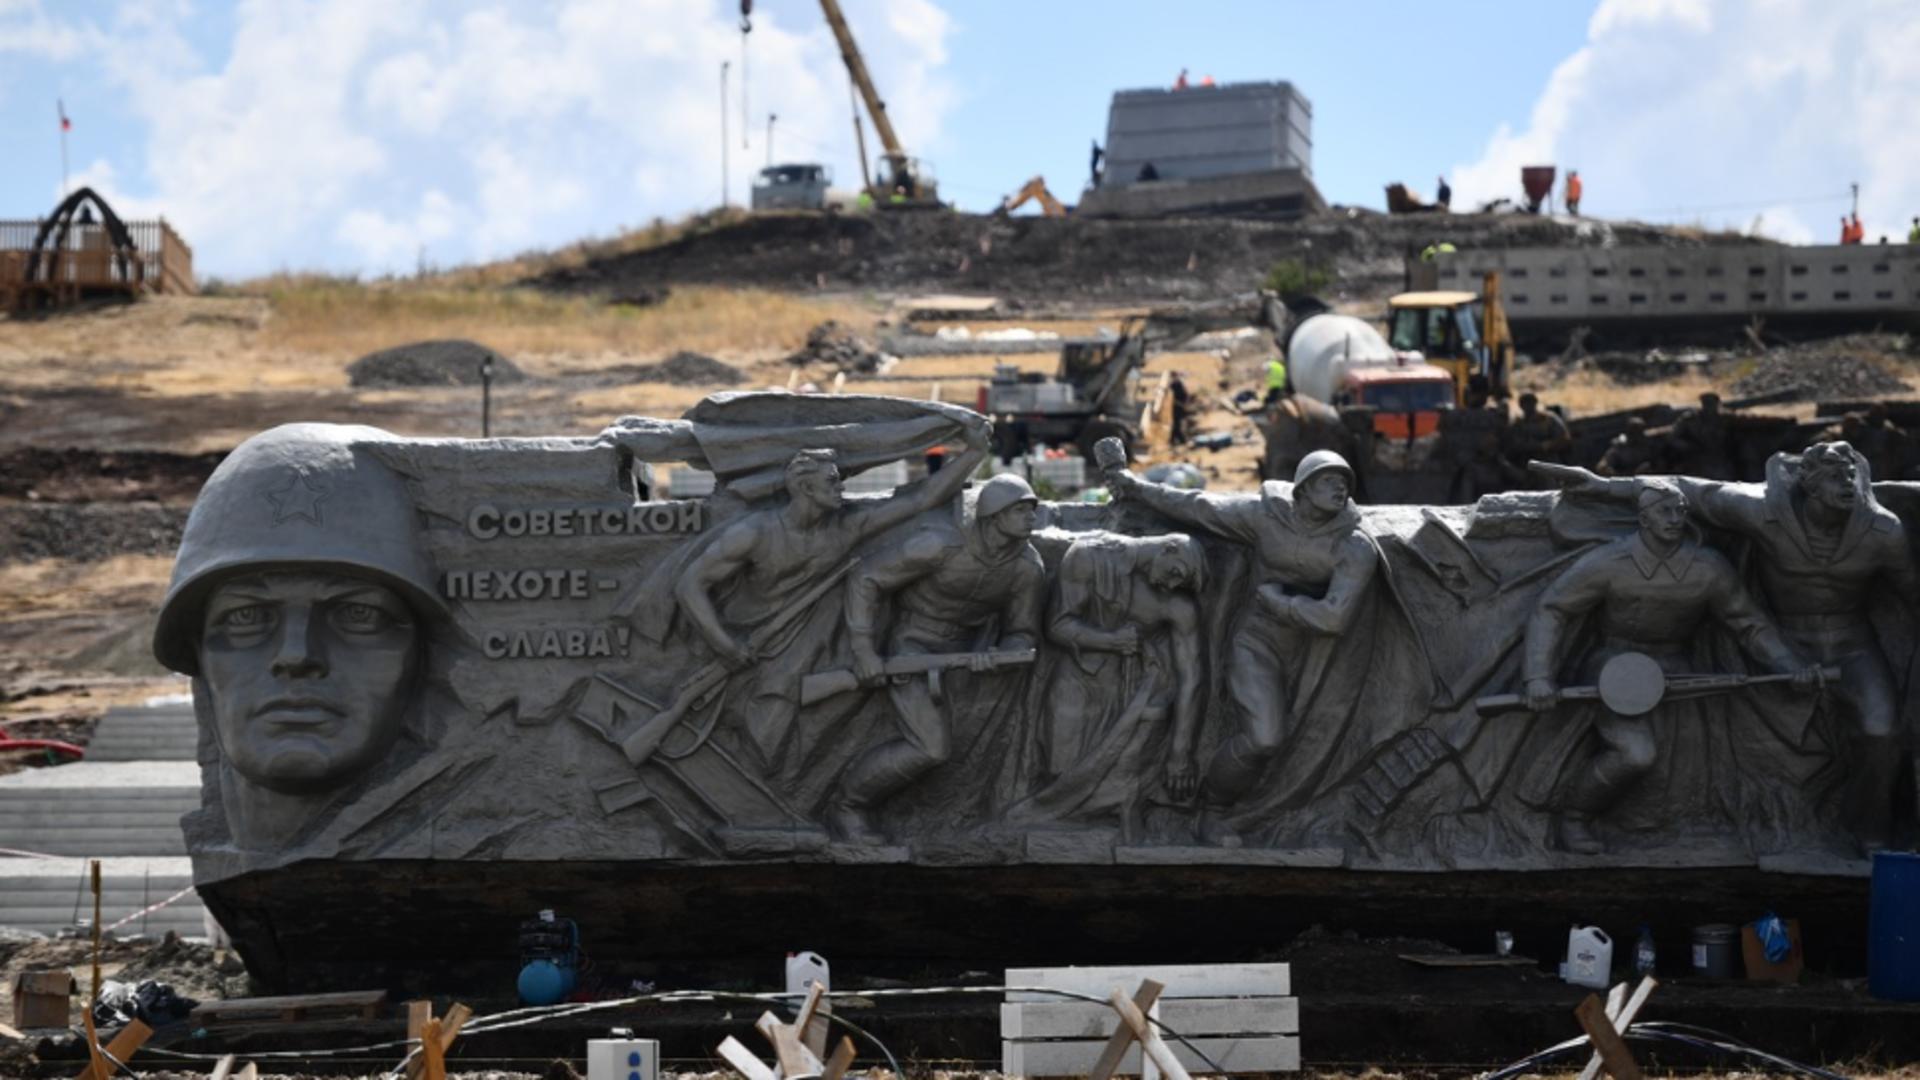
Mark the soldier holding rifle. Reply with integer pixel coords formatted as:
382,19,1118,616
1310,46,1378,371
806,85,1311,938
1518,478,1820,854
1537,442,1920,850
828,475,1047,844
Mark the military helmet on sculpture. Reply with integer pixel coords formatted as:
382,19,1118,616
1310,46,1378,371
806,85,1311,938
152,423,446,674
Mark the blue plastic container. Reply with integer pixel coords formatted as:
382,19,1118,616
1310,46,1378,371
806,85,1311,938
1869,851,1920,1001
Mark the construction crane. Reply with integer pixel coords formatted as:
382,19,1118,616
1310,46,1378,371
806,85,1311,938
816,0,940,207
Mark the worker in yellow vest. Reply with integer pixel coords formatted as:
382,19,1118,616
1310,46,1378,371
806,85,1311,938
1264,357,1289,405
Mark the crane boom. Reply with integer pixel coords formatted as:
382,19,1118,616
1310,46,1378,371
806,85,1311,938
817,0,904,160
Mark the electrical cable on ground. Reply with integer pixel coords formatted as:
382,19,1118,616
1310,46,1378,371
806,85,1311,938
132,981,1225,1075
1478,1016,1852,1080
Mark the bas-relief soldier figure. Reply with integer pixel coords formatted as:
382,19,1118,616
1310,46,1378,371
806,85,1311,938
1505,392,1572,475
1100,441,1386,847
1542,441,1920,849
829,475,1048,843
1598,416,1661,477
152,424,455,864
1667,392,1733,480
1519,479,1818,853
1018,532,1208,836
671,417,991,766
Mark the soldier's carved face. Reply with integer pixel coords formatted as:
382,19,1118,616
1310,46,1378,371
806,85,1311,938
991,501,1039,539
1802,461,1858,511
788,466,844,511
1638,495,1688,545
1301,470,1351,514
1147,550,1194,591
198,571,421,794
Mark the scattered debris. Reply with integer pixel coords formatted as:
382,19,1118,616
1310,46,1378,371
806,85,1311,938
785,321,886,374
347,339,530,388
1730,337,1909,401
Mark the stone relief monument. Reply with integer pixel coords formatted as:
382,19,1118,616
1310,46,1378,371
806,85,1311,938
153,394,1920,982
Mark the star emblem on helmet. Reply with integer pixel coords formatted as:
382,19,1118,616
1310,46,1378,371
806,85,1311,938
265,469,329,525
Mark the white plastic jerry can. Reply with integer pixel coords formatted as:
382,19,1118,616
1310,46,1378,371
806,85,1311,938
1565,926,1614,988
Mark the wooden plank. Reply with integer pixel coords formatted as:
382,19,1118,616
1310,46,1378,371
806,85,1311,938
419,1018,445,1080
1003,1036,1301,1076
406,1000,431,1045
1007,964,1289,1003
1002,998,1299,1039
208,1054,236,1080
192,990,389,1021
821,1036,856,1080
74,1018,152,1080
1088,980,1162,1080
1110,987,1191,1080
235,1065,258,1080
755,1009,823,1079
717,1035,777,1080
1574,995,1641,1080
1578,978,1656,1080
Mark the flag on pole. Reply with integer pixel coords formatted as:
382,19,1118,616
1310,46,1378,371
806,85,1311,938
59,100,71,131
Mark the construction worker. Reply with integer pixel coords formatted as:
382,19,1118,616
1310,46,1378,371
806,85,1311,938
1263,356,1289,405
1436,175,1452,210
1909,217,1920,244
1841,213,1864,245
1089,141,1104,188
1565,170,1583,216
1174,68,1189,91
1420,241,1458,261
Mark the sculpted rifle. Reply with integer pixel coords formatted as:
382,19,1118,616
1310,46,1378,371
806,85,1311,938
800,649,1037,706
1476,650,1838,716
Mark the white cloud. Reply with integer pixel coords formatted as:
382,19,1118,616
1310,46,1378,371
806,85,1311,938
1451,0,1920,243
27,0,954,276
0,0,103,60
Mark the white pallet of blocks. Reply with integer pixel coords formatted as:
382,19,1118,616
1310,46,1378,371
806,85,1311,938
1002,962,1299,1076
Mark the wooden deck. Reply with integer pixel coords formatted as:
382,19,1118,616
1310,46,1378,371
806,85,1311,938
0,218,194,310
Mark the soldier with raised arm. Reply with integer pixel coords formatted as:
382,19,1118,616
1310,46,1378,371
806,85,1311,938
1520,479,1817,853
828,475,1048,844
1100,440,1384,846
1538,441,1920,850
672,416,991,766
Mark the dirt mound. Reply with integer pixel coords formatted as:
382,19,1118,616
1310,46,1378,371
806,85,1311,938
1730,336,1910,402
633,350,744,385
532,210,1766,303
0,504,188,562
347,339,529,388
786,320,885,373
0,448,223,503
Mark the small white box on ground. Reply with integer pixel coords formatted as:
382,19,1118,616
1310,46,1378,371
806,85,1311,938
587,1038,660,1080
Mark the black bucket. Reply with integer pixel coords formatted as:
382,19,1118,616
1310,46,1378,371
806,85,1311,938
1692,923,1740,979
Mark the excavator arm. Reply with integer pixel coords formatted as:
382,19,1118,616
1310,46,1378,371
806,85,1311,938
997,176,1068,218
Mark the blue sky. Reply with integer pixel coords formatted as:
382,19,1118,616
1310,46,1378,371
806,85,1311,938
4,0,1914,279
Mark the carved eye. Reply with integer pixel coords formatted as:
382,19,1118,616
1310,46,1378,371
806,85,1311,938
218,604,275,633
331,601,393,634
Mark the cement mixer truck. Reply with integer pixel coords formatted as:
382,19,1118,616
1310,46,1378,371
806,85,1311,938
1286,312,1456,440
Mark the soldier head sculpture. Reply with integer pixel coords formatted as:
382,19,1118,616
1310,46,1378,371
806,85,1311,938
1798,440,1863,504
784,448,844,515
1292,450,1355,518
1636,478,1688,546
974,474,1041,539
154,425,446,802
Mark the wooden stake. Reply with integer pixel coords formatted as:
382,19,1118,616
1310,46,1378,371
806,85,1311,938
1108,987,1191,1080
420,1017,446,1080
1574,994,1642,1080
1577,977,1657,1080
72,1018,151,1080
718,1035,778,1080
208,1054,236,1080
821,1035,856,1080
1088,979,1164,1080
234,1065,259,1080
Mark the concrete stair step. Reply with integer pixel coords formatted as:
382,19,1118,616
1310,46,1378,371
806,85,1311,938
0,810,192,827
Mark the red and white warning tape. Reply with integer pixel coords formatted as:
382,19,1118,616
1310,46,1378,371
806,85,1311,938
103,884,198,933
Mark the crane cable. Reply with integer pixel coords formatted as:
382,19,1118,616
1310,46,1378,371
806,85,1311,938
740,1,752,151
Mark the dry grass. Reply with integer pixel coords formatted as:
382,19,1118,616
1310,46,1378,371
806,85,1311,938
415,208,755,290
251,277,879,365
1512,366,1726,418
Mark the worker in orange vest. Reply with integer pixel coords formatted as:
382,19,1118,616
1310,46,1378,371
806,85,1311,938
1174,68,1189,90
1565,170,1583,216
1840,213,1864,244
